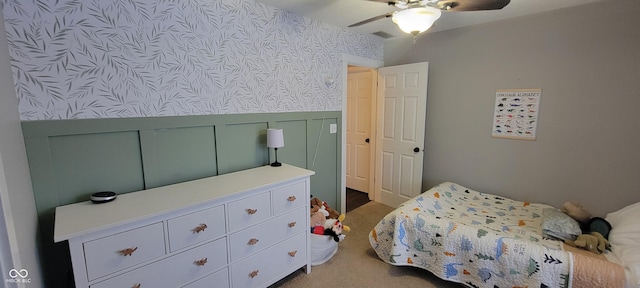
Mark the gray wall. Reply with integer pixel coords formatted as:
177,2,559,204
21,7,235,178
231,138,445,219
0,11,42,288
384,0,640,217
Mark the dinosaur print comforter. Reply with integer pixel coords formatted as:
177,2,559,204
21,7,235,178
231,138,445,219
369,182,571,288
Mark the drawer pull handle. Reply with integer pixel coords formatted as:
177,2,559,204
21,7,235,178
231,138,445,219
246,208,258,215
247,238,259,245
194,258,208,266
288,221,296,228
287,196,297,202
132,284,141,288
288,250,297,257
249,270,259,278
119,247,138,256
192,223,207,233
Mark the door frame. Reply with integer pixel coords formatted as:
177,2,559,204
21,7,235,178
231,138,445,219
346,66,376,194
340,54,383,213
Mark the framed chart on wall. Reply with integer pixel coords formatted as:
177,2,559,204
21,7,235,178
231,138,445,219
492,89,542,140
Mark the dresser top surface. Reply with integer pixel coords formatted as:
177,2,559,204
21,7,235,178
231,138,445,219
54,164,314,242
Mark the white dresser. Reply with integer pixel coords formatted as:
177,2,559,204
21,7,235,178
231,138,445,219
54,164,314,288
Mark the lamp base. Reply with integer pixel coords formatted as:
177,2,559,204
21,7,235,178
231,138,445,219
270,161,282,167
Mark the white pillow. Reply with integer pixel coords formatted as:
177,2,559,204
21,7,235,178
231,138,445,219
606,202,640,286
607,201,640,234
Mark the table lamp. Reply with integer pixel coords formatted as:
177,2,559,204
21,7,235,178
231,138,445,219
267,128,284,167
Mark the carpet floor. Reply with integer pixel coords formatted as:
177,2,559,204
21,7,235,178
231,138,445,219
269,201,466,288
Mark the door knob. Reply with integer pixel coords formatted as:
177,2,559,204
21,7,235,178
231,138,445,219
365,138,370,143
413,147,420,153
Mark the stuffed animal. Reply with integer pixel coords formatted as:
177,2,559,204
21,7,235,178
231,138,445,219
310,211,326,235
310,211,325,227
324,201,340,219
310,197,325,215
565,231,610,254
561,201,592,225
310,197,340,219
323,214,351,242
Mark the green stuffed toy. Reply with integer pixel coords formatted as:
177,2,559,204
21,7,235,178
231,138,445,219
565,231,610,254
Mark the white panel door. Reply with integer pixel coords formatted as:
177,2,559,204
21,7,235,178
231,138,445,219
346,68,374,193
375,62,428,207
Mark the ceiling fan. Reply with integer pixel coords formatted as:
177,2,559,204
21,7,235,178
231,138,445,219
348,0,511,36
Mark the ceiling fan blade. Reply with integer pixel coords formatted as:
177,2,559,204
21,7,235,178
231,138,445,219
366,0,398,4
437,0,510,11
349,0,508,29
348,12,394,27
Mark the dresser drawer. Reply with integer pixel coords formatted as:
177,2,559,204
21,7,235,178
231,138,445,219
229,206,306,262
158,237,228,287
272,181,306,215
84,222,165,281
168,205,226,252
227,192,271,232
181,268,229,288
90,256,171,288
231,232,307,288
91,237,227,288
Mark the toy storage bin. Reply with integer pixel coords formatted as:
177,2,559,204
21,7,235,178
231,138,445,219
310,233,338,266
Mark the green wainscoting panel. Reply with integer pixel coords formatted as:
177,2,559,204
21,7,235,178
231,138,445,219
275,120,307,169
49,132,145,203
307,117,340,209
35,131,146,288
141,126,217,188
21,111,341,288
216,121,269,174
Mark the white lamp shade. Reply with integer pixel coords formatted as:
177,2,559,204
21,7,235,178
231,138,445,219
392,7,441,35
267,128,284,148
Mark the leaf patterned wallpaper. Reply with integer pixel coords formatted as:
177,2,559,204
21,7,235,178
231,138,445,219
1,0,383,120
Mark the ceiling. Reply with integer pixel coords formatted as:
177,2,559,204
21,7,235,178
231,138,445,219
255,0,606,39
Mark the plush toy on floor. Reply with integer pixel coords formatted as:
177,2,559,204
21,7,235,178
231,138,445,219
310,197,340,219
310,211,327,235
309,197,351,241
323,214,351,242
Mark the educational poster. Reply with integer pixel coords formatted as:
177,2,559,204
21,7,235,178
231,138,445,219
492,89,541,140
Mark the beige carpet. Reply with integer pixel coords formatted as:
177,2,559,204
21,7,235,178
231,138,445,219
270,201,466,288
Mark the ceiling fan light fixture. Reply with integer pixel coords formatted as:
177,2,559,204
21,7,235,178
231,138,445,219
392,7,441,35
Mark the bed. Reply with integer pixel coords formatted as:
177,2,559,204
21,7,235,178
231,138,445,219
369,182,636,288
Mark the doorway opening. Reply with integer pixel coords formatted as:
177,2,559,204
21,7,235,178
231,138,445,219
340,54,383,214
346,187,370,212
342,59,430,211
345,65,376,212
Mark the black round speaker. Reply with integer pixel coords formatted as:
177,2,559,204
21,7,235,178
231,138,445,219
90,191,117,204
